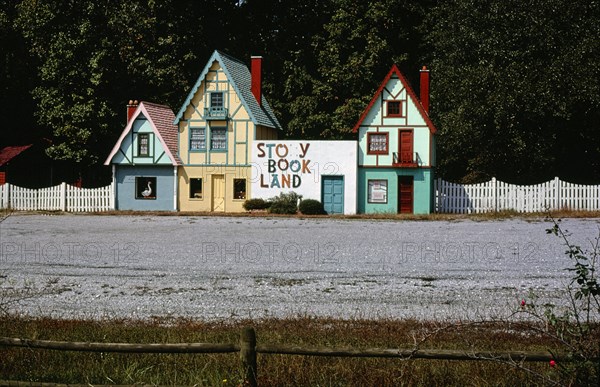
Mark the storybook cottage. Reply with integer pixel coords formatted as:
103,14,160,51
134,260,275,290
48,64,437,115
104,101,181,211
173,50,282,212
352,65,436,214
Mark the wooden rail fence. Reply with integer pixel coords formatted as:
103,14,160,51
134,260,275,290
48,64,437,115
0,327,570,387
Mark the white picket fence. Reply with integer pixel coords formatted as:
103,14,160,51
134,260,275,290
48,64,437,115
436,177,600,213
1,178,598,214
0,182,114,212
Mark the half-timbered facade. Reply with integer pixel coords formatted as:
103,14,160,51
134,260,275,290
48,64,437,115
353,65,437,214
105,101,181,211
174,50,282,212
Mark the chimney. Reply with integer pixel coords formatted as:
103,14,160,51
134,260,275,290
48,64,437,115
419,66,430,114
127,100,139,124
251,56,262,106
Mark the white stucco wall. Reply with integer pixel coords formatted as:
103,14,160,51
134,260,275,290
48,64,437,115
250,141,357,214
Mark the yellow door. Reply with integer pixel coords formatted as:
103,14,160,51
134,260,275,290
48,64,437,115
212,175,225,212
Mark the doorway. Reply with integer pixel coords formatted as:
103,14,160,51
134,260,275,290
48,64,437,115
398,176,413,214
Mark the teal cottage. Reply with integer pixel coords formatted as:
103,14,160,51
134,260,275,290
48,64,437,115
353,65,437,214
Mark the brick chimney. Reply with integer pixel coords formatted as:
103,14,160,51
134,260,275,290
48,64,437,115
127,100,139,123
251,56,262,106
419,66,430,114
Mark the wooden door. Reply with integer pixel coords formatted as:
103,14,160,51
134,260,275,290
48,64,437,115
212,175,225,212
322,176,344,214
399,130,413,164
398,176,413,214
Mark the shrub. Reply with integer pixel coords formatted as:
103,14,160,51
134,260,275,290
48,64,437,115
299,199,326,215
268,192,302,214
242,198,270,211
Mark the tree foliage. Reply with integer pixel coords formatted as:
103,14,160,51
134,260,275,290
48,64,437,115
426,0,600,183
282,0,429,139
0,0,598,184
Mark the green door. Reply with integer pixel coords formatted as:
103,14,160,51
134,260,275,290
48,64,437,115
322,176,344,214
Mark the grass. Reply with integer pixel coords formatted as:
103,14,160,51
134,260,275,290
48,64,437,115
1,314,588,386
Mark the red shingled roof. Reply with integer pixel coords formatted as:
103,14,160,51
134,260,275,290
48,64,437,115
0,145,33,167
104,101,181,165
141,101,181,164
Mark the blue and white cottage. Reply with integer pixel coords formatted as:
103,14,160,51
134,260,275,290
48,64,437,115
105,101,181,211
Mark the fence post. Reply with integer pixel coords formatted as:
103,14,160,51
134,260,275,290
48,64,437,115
554,177,560,210
61,182,67,212
240,326,257,387
2,183,9,209
492,177,497,212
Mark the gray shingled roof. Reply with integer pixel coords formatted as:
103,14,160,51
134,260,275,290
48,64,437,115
174,50,282,130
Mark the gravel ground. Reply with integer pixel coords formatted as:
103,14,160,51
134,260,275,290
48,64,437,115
1,214,598,321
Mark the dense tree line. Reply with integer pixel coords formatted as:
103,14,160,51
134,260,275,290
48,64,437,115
1,0,598,184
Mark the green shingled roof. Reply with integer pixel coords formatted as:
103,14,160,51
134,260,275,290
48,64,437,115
173,50,282,130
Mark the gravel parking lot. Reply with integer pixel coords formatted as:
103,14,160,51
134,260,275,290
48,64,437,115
1,214,598,321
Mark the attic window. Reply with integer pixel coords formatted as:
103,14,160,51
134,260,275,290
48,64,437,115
138,133,150,156
211,92,224,107
386,101,403,117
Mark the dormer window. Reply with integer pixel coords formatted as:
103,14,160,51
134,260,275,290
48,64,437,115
386,101,403,117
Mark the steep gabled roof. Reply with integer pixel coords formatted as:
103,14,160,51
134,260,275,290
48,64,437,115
173,50,282,130
104,101,181,166
0,145,33,166
352,64,437,134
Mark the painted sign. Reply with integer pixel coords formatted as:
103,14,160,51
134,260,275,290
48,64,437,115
251,141,358,214
255,142,312,189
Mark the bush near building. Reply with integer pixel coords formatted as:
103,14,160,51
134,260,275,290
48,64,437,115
299,199,326,215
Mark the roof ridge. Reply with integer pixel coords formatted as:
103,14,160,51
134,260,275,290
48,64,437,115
172,49,282,130
215,50,247,65
140,101,173,110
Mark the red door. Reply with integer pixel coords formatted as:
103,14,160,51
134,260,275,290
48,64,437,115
398,176,413,214
399,130,413,164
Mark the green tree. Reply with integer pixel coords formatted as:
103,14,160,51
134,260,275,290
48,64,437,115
15,0,240,170
281,0,430,139
0,0,39,148
425,0,600,183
